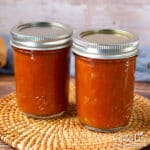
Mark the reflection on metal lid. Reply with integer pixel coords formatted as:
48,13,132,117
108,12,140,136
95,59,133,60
73,29,139,59
10,22,73,50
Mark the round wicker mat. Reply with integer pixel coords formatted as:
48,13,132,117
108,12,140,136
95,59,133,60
0,80,150,150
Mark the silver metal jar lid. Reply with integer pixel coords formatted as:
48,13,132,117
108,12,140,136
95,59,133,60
10,22,73,50
73,29,139,59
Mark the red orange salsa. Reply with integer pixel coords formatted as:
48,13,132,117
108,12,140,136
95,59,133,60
14,47,70,117
75,55,136,129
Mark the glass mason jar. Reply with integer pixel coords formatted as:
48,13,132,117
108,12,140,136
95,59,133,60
10,22,72,119
73,29,139,132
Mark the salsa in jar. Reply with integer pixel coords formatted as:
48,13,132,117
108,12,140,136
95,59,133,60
11,22,72,118
73,29,139,132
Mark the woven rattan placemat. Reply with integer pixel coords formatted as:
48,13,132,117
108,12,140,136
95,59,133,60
0,80,150,150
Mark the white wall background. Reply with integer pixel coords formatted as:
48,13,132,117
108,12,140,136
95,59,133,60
0,0,150,46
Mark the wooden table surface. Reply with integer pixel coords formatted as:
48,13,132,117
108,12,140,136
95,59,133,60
0,75,150,150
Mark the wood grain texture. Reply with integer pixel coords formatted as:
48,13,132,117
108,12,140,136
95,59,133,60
0,0,150,46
